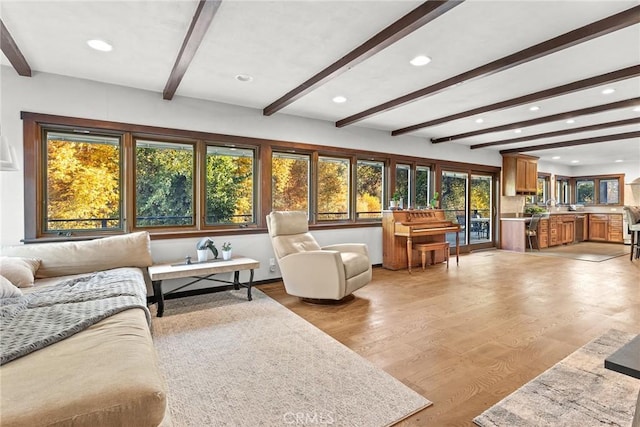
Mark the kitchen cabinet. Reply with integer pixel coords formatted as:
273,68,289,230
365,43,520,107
608,214,623,242
589,214,610,241
549,215,560,246
537,218,549,249
502,154,538,196
560,215,576,244
588,214,622,242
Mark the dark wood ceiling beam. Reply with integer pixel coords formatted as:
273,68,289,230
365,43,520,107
470,118,640,149
263,0,464,116
431,98,640,143
163,0,222,100
499,131,640,155
336,5,640,128
0,19,32,77
392,65,640,136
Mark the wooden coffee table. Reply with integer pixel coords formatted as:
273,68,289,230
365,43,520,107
148,256,260,317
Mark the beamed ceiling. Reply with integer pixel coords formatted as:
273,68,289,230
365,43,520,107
1,0,639,167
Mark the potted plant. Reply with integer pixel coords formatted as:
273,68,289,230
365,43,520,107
221,242,232,260
196,237,218,262
390,190,402,209
430,191,439,209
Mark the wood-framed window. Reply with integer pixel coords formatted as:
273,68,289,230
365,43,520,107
573,174,623,206
21,111,499,241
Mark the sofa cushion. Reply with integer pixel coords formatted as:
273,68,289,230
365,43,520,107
2,232,153,279
0,257,40,288
0,275,23,297
0,309,166,427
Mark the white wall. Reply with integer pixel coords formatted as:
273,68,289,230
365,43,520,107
3,68,638,285
0,68,501,285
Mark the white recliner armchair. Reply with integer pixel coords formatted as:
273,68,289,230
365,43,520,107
266,211,372,302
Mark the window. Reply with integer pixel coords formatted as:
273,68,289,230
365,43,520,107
272,152,309,214
356,160,384,220
205,146,255,225
575,179,595,204
556,177,570,204
524,174,549,205
395,164,410,206
24,113,502,240
599,179,620,204
135,139,194,227
44,131,122,233
415,166,430,209
317,156,350,221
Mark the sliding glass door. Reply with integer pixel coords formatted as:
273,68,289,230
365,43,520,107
441,169,495,250
441,170,468,247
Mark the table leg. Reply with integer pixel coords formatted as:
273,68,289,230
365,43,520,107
455,232,460,265
233,271,240,290
248,269,254,301
406,236,413,274
152,280,164,318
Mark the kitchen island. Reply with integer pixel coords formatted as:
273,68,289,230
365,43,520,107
500,212,587,252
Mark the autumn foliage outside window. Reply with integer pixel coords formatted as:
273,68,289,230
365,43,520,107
356,160,383,219
318,156,350,221
272,152,309,214
205,146,254,224
135,140,194,227
45,132,122,232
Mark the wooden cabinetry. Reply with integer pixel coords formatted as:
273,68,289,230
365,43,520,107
608,214,623,243
502,154,538,196
560,215,576,244
537,218,549,249
589,214,610,241
549,215,560,246
588,214,622,242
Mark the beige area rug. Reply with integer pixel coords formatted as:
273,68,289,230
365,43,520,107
151,289,431,427
474,329,640,427
525,242,629,262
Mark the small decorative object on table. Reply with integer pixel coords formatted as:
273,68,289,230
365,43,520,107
196,237,218,262
221,242,232,260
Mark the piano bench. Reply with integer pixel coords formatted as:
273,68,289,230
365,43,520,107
414,242,449,272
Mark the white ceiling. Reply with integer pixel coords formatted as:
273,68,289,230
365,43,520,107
2,0,639,167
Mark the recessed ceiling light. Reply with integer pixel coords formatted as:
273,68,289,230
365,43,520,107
601,88,615,95
551,156,561,160
529,106,540,111
475,118,484,124
514,129,522,134
566,119,575,124
87,39,112,52
571,160,580,163
410,55,431,66
332,96,347,104
614,159,623,163
235,74,253,82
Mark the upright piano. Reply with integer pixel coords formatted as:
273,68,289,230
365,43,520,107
382,209,461,270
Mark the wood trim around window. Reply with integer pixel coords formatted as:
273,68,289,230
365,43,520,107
21,111,501,241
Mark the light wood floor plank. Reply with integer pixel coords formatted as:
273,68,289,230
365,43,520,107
260,248,639,426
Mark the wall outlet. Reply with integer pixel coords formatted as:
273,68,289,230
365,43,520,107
269,258,276,272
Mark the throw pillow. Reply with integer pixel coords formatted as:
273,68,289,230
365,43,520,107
0,275,23,297
0,256,41,288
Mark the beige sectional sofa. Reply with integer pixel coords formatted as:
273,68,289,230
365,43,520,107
0,232,167,426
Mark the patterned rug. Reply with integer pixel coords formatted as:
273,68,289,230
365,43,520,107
474,329,640,427
151,289,431,427
526,242,629,262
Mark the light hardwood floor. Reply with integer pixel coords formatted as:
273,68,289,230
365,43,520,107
260,247,640,426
